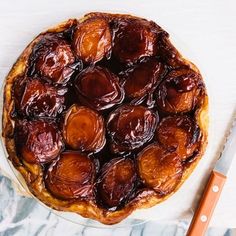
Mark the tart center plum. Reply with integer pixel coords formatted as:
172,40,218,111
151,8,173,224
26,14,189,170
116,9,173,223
122,58,164,101
45,151,95,199
63,104,106,152
15,120,63,164
75,66,124,110
107,105,158,153
97,158,137,208
32,34,75,84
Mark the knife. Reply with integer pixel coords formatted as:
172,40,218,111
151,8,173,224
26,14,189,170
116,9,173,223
187,115,236,236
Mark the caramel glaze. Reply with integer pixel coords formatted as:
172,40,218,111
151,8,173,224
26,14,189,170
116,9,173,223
3,12,208,224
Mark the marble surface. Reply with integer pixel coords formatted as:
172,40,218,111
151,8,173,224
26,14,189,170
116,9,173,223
0,171,235,236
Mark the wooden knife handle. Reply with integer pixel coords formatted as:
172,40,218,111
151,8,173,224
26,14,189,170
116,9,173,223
187,170,226,236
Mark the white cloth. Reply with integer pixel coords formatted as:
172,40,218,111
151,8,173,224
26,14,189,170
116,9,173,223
0,0,236,228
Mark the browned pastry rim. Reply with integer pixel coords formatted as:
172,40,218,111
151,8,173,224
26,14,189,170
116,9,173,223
2,12,208,225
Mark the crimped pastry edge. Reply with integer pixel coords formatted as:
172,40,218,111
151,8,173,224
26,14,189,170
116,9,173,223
2,12,208,225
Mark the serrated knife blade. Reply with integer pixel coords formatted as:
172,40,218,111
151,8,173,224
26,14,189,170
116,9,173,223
187,112,236,236
214,118,236,176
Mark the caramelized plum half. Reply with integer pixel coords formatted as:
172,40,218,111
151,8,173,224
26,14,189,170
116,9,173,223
75,66,124,111
137,144,183,195
97,158,137,208
15,120,63,164
122,59,164,101
72,18,112,63
156,68,204,113
45,151,95,199
62,105,106,152
113,19,157,63
107,105,158,153
32,34,75,83
156,115,201,160
14,78,66,117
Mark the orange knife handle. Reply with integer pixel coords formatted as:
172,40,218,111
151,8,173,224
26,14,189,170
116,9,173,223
187,170,226,236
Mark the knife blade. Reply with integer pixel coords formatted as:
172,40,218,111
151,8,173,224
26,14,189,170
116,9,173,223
187,113,236,236
214,117,236,175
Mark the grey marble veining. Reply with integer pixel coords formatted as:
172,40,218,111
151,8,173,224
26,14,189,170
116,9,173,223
0,171,234,236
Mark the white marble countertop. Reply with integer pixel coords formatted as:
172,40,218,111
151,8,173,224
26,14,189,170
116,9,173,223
1,0,236,234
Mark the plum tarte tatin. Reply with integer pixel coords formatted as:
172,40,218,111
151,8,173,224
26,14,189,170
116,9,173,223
2,12,208,225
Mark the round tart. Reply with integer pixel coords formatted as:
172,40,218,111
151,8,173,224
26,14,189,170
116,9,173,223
2,12,208,225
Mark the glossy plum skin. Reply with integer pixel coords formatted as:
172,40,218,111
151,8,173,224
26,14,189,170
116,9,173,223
32,34,75,84
97,158,137,208
156,68,204,113
155,115,200,160
113,19,157,63
75,66,124,111
72,18,112,63
122,58,164,102
62,105,106,152
14,78,66,117
14,120,63,164
137,144,183,195
107,105,158,153
45,151,95,199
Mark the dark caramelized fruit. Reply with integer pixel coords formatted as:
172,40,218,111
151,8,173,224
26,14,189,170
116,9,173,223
113,19,157,63
75,66,124,110
107,105,158,153
138,144,183,195
72,18,112,63
32,34,75,84
156,68,204,113
155,115,200,160
5,13,207,223
62,104,106,152
45,151,95,199
15,120,63,164
122,58,164,101
14,78,66,117
97,158,137,208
